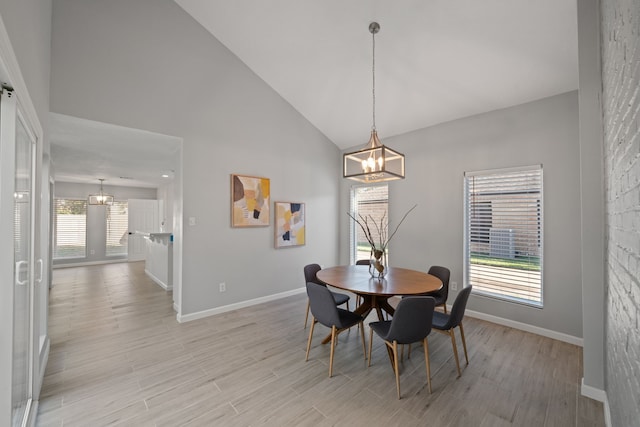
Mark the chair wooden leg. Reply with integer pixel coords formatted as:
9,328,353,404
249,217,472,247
392,341,401,399
329,326,337,377
367,327,374,367
449,329,462,377
305,318,315,361
407,343,412,359
359,321,366,360
304,299,310,329
459,323,469,365
423,338,432,394
443,304,448,314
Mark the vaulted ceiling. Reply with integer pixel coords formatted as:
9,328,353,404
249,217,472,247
51,0,578,187
176,0,578,149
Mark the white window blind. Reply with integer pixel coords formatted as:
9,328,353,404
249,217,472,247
464,165,543,307
350,185,388,264
53,199,87,259
106,201,128,256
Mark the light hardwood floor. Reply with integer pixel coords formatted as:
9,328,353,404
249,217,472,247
36,262,604,426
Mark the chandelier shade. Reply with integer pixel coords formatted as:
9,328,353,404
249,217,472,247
88,179,114,205
343,22,405,183
343,131,405,183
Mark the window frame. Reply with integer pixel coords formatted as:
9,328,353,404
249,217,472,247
463,165,544,308
106,200,128,257
53,198,87,260
349,184,389,265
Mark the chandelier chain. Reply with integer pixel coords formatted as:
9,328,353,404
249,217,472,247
372,27,376,131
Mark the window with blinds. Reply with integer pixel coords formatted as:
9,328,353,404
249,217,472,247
106,201,128,256
53,199,87,259
464,165,543,307
350,185,388,264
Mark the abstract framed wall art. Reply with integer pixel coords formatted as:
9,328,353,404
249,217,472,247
274,201,305,248
231,174,270,227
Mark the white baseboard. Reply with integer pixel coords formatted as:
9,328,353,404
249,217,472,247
463,308,583,346
144,269,172,291
53,259,127,268
177,287,306,323
581,379,611,427
604,394,612,427
581,378,606,401
177,289,584,347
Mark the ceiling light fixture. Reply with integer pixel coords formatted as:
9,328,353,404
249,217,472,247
88,178,114,206
343,22,405,183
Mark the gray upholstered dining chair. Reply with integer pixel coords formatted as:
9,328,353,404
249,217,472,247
423,265,450,313
432,285,472,377
303,263,350,329
368,296,436,398
305,282,366,377
400,266,449,338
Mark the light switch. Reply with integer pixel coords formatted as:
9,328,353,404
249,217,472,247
188,217,196,226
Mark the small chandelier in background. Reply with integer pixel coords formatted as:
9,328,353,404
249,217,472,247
88,178,114,205
343,21,405,183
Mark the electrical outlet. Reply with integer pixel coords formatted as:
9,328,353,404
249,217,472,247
451,281,458,291
90,249,95,255
188,217,196,226
219,282,226,292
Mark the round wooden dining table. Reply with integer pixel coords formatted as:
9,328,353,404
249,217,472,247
317,265,442,321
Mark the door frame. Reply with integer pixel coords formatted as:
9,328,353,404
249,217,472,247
0,11,46,427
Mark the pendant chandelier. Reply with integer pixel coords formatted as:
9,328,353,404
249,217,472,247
343,22,405,183
88,178,114,206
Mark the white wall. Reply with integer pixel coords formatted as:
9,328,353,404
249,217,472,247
341,92,584,339
577,0,606,399
0,0,51,120
50,0,341,315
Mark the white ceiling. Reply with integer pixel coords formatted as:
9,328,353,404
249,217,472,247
50,1,578,188
50,113,181,188
176,0,579,149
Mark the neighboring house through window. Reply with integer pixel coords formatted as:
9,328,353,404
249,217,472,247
464,165,543,307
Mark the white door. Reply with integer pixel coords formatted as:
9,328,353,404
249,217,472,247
127,199,158,262
1,88,38,426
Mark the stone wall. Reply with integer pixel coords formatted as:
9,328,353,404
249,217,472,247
601,0,640,424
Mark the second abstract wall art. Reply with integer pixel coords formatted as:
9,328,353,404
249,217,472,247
274,201,305,248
